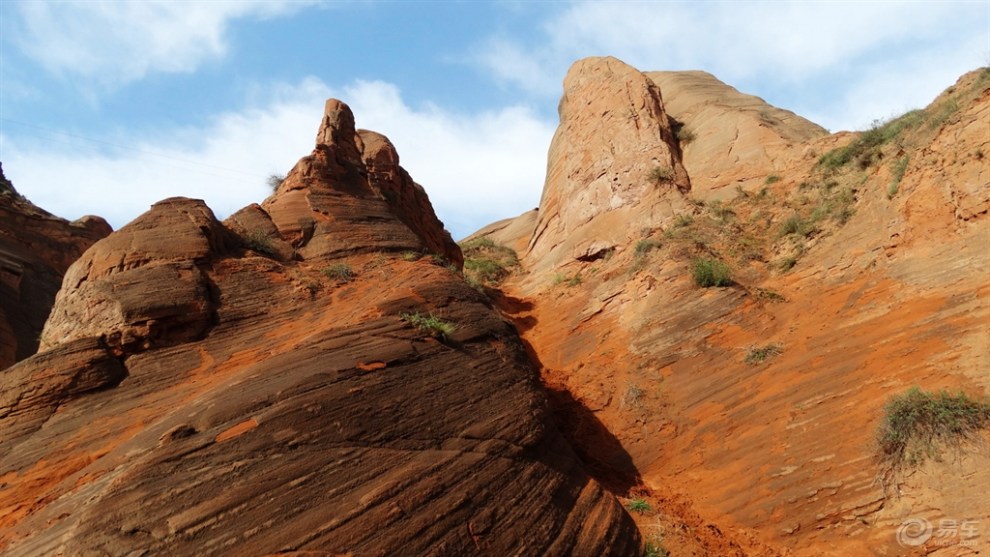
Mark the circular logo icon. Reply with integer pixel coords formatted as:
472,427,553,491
897,518,933,547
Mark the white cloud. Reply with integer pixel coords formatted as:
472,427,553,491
342,81,553,237
13,0,317,87
474,1,990,131
3,78,553,239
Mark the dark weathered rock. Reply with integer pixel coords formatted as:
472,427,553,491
0,102,639,556
0,162,110,368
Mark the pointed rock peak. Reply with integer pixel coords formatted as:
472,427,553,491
262,100,462,266
317,98,357,147
525,56,690,271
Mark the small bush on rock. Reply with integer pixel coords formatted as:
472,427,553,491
692,258,732,287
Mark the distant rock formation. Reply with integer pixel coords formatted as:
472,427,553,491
526,57,691,272
0,102,639,555
0,162,110,368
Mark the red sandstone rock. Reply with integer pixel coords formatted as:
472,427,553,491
0,102,639,556
526,57,692,275
646,70,827,199
484,60,990,556
263,99,462,267
0,164,110,369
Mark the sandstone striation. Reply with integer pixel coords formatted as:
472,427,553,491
0,101,639,555
526,56,691,273
646,70,828,198
0,163,111,369
263,99,462,267
483,59,990,555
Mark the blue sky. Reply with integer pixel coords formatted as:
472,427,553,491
1,1,987,239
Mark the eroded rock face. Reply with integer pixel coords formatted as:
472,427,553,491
40,197,229,355
646,70,828,199
263,99,463,267
486,62,990,556
0,102,638,556
526,56,691,273
0,163,111,368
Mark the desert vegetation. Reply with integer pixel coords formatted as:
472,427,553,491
243,230,277,257
267,173,286,191
401,312,456,339
459,237,519,289
648,166,675,183
692,257,732,287
877,387,990,469
887,156,909,199
745,343,783,364
675,127,696,144
626,498,651,514
321,263,354,282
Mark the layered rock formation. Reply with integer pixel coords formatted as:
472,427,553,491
258,99,462,267
0,163,111,369
0,101,639,555
526,57,691,273
480,59,990,555
647,70,828,198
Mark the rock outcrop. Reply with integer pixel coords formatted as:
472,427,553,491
0,101,639,555
262,99,463,267
526,57,691,273
479,60,990,555
646,70,828,198
0,163,111,369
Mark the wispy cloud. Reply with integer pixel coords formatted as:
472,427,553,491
3,78,553,239
12,0,318,88
473,1,990,130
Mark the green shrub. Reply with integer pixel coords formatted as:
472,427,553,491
927,99,960,130
644,540,669,557
626,498,651,514
755,288,786,302
706,200,735,222
745,343,783,364
676,127,696,144
321,263,354,282
776,256,798,272
460,237,518,287
692,258,732,287
878,387,990,468
267,173,285,191
401,312,456,339
401,251,421,261
765,174,781,184
778,214,815,238
635,239,662,256
817,110,926,172
244,230,277,256
464,258,503,280
461,237,496,250
429,253,448,266
888,156,909,199
648,166,675,183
